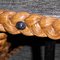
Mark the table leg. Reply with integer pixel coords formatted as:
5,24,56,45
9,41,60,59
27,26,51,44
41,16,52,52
44,41,55,60
31,46,42,60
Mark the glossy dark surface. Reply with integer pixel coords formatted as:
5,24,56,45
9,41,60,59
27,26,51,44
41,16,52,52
16,21,26,30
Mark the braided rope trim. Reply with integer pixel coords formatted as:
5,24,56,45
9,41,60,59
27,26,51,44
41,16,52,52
0,46,23,60
0,42,10,60
0,9,60,40
0,33,24,60
5,46,23,60
0,33,8,52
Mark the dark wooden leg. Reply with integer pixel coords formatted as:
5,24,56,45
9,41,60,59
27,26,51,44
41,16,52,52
44,40,55,60
31,46,42,60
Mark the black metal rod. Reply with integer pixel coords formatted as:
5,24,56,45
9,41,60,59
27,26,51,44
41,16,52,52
31,46,42,60
44,40,55,60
